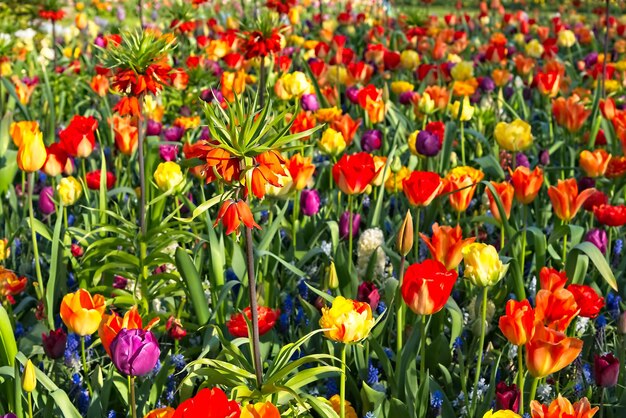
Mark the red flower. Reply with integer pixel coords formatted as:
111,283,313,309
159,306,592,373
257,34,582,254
173,387,240,418
85,170,116,190
583,190,609,212
401,259,458,315
113,63,172,96
42,143,69,177
593,204,626,227
166,316,187,340
242,29,282,59
266,0,296,14
402,171,443,207
214,199,260,236
539,267,567,292
383,50,401,70
332,152,378,195
39,9,65,21
357,84,380,109
568,285,604,319
226,306,280,338
534,288,580,332
59,115,98,158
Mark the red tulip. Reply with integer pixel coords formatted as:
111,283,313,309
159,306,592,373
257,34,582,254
594,353,620,388
173,387,240,418
226,306,279,338
332,152,378,195
539,267,567,291
567,284,604,319
85,170,116,190
59,115,98,158
401,259,458,315
593,204,626,227
402,171,443,207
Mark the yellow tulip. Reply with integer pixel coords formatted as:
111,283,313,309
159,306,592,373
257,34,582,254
319,296,374,343
494,119,533,152
418,93,436,115
450,61,474,81
462,243,509,287
407,130,419,155
557,30,576,48
0,238,9,261
318,128,346,157
57,176,83,206
281,71,311,98
400,50,420,71
22,359,36,393
483,410,521,418
448,97,475,121
153,162,184,192
391,81,414,95
525,39,544,58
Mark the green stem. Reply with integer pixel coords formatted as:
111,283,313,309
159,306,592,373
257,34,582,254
28,173,50,327
347,194,354,273
600,387,605,418
470,287,489,416
520,205,528,278
562,229,568,265
129,375,137,418
245,221,264,388
27,392,33,418
81,336,92,395
396,256,406,355
420,314,427,380
528,377,539,404
293,191,300,251
340,344,346,418
413,207,421,262
460,122,466,166
518,345,524,416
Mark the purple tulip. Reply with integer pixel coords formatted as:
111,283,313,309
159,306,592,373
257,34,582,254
479,76,495,92
94,35,106,48
594,353,620,388
339,211,360,239
39,186,55,215
146,119,162,136
159,144,179,162
42,328,67,359
110,328,160,377
357,282,380,311
300,189,321,217
416,130,441,157
495,382,519,413
578,177,595,191
116,6,126,21
361,130,382,152
163,126,185,142
1,414,17,418
584,52,598,68
585,228,608,254
200,88,224,104
346,87,360,104
539,149,550,166
515,153,530,168
399,91,415,105
113,275,128,289
301,94,319,111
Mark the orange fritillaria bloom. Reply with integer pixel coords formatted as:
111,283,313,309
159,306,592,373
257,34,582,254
248,150,287,199
525,325,583,378
547,178,596,222
530,395,598,418
419,223,476,270
214,199,261,236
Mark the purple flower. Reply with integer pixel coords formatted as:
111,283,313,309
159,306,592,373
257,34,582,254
110,328,160,377
495,382,519,412
301,94,319,111
300,189,321,217
94,35,106,48
339,211,360,239
200,88,224,104
399,91,415,105
39,186,55,215
578,177,595,191
515,153,530,168
594,353,619,388
357,282,380,311
146,119,162,136
42,328,67,359
584,52,598,68
416,130,441,157
585,228,608,254
159,144,179,162
479,77,495,92
346,87,359,104
113,275,128,289
361,130,382,152
539,149,550,166
163,126,185,142
116,6,126,21
200,126,211,140
1,414,17,418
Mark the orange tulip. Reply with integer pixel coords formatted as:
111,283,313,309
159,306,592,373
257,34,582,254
539,267,567,292
144,407,175,418
599,98,616,121
498,299,535,346
419,223,476,270
423,85,449,112
492,68,511,87
90,75,110,97
509,166,543,204
286,153,315,191
547,178,596,222
60,289,106,336
331,114,361,145
536,71,560,97
98,306,159,357
525,325,583,378
442,166,484,212
579,149,611,178
240,402,281,418
110,115,139,156
552,95,591,133
530,395,598,418
486,181,514,223
534,289,580,332
513,54,535,76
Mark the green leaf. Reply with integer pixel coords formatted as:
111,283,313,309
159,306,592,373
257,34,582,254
567,242,617,291
175,248,210,325
46,205,66,329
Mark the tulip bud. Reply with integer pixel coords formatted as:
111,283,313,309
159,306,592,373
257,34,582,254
594,353,620,388
22,359,36,393
327,261,339,289
390,156,402,173
397,210,414,257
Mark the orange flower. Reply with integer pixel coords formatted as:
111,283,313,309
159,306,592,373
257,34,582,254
144,407,175,418
60,289,106,336
98,306,159,357
536,70,560,97
423,85,449,111
498,299,535,346
513,54,535,77
579,149,611,178
452,78,479,97
215,199,260,236
599,98,616,120
221,70,247,102
442,166,484,212
539,267,567,292
486,181,514,223
43,143,69,177
331,114,361,145
534,289,580,332
184,142,241,184
113,96,141,117
286,153,315,191
248,150,286,199
11,75,37,104
0,267,27,301
492,69,511,87
365,96,386,124
552,95,591,133
240,402,281,418
110,115,139,156
606,155,626,179
525,325,583,378
289,111,317,138
530,395,598,418
547,178,596,222
90,75,109,97
419,223,476,270
509,166,543,204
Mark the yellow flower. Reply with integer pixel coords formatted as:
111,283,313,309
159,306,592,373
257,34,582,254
22,359,36,393
450,61,474,81
494,119,533,152
11,121,47,173
448,97,475,121
0,61,11,77
154,162,184,192
371,156,389,186
391,81,414,95
400,50,420,71
557,29,577,48
326,65,348,85
318,128,346,156
419,93,436,115
407,130,419,156
328,394,358,418
57,176,83,206
319,296,374,343
462,243,509,287
385,166,411,193
525,39,544,58
483,410,521,418
281,71,311,98
316,107,342,122
143,407,175,418
0,238,9,261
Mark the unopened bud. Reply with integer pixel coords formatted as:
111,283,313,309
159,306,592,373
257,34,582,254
397,210,414,257
328,261,339,289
